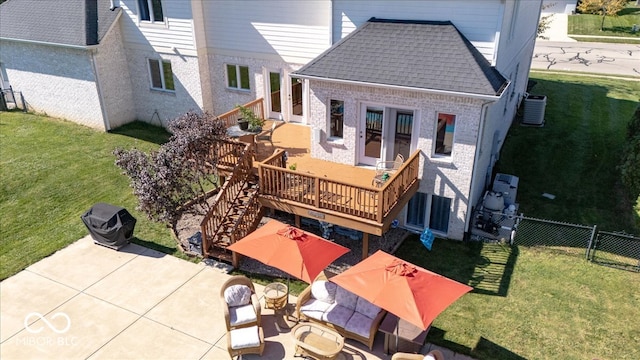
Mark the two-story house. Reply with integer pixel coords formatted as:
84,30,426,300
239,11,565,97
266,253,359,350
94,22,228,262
0,0,543,244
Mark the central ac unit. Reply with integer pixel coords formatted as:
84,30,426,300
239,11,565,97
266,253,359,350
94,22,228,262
522,94,546,126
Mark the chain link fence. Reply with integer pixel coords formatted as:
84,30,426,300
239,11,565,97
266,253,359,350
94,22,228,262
472,214,639,272
590,231,640,272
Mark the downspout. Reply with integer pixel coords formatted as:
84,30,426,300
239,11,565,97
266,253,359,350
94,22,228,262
464,100,492,237
90,48,110,131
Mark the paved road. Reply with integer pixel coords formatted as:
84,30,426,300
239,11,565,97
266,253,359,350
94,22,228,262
531,41,640,77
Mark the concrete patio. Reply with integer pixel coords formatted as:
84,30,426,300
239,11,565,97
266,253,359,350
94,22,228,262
1,236,473,360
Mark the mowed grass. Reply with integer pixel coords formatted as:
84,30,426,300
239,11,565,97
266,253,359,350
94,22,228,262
395,236,640,360
0,113,181,280
497,73,640,233
569,2,640,38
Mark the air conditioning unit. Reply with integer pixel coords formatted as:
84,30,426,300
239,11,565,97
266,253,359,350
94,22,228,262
522,94,546,126
492,173,519,206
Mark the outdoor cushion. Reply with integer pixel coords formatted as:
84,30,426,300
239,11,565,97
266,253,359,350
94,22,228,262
229,325,261,349
229,303,258,327
335,286,358,310
224,284,252,307
322,303,354,328
311,280,337,303
355,296,381,319
300,299,333,321
344,311,374,338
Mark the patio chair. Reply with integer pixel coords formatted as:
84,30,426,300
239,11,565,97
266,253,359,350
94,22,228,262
255,121,276,150
391,349,444,360
220,275,261,331
372,153,404,187
227,325,265,359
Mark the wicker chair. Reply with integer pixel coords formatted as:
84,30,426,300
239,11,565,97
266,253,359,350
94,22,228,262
391,349,444,360
227,325,265,359
372,153,404,187
220,275,261,331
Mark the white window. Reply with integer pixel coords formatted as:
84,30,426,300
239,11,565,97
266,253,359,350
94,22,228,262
148,59,174,91
329,100,344,138
226,64,250,90
435,113,455,156
138,0,163,22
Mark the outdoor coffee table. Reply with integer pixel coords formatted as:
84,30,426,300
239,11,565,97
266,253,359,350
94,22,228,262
379,312,430,354
291,323,344,360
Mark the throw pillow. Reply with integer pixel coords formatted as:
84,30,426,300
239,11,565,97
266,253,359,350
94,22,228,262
423,355,436,360
224,285,252,307
311,280,337,303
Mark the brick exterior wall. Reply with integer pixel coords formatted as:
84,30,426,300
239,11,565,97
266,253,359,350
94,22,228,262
207,54,301,116
124,48,203,126
0,40,104,129
308,80,486,240
93,23,136,129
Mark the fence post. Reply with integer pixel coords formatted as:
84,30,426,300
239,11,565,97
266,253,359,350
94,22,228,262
20,92,27,112
586,225,597,260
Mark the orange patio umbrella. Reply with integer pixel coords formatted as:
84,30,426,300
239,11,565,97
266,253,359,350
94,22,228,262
227,220,350,284
330,250,473,330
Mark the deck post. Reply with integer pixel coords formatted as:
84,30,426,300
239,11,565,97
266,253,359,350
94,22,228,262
295,214,301,228
362,233,369,260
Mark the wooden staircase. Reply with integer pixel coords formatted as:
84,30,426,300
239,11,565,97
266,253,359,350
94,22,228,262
200,139,264,265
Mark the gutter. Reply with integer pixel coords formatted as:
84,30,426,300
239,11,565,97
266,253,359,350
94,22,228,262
90,48,110,131
464,100,493,236
0,36,99,50
293,74,504,101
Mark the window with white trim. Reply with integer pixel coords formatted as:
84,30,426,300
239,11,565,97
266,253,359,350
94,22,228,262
138,0,163,22
435,113,455,156
329,99,344,138
226,64,250,90
148,59,174,91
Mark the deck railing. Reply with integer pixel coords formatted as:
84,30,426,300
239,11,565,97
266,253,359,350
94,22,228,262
259,150,420,223
216,98,265,128
200,139,255,257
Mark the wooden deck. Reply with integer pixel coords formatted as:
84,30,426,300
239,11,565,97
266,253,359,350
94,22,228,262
217,100,420,259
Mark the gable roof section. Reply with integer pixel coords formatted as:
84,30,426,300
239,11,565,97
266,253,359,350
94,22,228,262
0,0,120,47
294,18,508,98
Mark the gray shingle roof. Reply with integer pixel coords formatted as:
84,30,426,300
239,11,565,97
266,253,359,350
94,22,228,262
295,18,508,97
0,0,120,47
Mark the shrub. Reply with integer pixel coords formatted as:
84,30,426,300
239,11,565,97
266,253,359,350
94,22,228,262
114,111,226,224
619,106,640,198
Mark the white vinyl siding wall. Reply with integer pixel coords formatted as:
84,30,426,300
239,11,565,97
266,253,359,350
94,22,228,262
332,0,502,62
119,0,196,53
201,0,332,63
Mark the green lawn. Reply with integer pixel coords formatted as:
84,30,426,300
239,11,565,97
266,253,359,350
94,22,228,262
497,73,640,233
395,236,640,360
569,2,640,38
0,113,181,280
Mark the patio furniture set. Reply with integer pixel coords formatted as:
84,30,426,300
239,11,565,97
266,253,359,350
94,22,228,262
219,219,472,359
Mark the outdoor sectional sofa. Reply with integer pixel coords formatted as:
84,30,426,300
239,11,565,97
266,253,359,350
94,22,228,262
294,271,386,350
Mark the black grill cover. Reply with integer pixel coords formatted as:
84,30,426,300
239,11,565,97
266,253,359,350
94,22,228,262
81,203,136,249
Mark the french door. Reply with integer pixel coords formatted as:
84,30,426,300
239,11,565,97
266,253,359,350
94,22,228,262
359,104,414,166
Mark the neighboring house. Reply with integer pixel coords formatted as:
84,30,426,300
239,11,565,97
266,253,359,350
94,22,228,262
0,0,543,241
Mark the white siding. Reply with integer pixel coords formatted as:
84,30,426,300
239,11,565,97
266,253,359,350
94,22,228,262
332,0,503,61
119,0,196,53
202,0,332,63
0,40,104,129
94,23,136,129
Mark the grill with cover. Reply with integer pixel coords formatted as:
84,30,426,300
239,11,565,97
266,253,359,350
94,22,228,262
81,203,136,250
